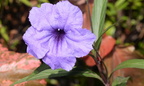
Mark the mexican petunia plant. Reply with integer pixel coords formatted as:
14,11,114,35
23,1,96,71
11,0,144,86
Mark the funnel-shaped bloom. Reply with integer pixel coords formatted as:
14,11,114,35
23,1,96,71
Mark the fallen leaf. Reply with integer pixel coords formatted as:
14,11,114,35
99,35,116,58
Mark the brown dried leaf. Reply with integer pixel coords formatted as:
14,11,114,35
104,45,144,86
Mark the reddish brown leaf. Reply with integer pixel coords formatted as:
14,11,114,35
99,35,116,58
82,55,96,67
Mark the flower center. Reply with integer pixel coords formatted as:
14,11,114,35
53,28,66,42
57,29,65,34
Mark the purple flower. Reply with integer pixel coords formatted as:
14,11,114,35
23,1,96,71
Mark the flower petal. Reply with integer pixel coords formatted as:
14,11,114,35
65,28,96,57
23,26,52,59
55,1,83,30
42,54,76,71
29,3,58,31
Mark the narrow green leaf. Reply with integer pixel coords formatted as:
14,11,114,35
112,76,129,86
32,67,102,81
10,76,30,86
28,69,67,80
11,67,102,86
34,63,50,73
92,0,107,49
112,59,144,72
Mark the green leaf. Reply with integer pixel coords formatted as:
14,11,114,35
115,0,125,8
115,0,128,11
20,0,32,7
112,59,144,72
34,63,50,73
112,77,129,86
105,21,116,36
92,0,108,49
11,67,102,86
0,24,9,42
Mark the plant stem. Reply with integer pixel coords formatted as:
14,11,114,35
92,45,110,86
